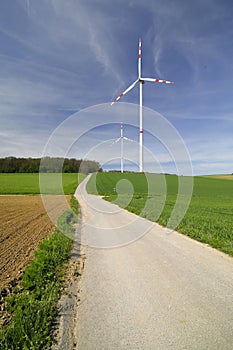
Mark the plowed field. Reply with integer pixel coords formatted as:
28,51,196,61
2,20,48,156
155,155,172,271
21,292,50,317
0,195,70,289
217,175,233,179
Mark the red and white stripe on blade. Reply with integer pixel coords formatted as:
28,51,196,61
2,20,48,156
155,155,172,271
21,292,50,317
111,79,139,105
143,78,174,84
138,38,142,78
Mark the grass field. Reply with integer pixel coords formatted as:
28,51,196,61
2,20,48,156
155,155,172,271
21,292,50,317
0,173,85,194
87,172,233,256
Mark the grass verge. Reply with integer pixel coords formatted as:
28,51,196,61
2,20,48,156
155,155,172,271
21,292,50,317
0,196,78,350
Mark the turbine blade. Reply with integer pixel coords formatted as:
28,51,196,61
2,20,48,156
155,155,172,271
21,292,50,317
142,78,174,84
111,79,139,105
112,137,121,144
123,137,134,142
138,38,142,79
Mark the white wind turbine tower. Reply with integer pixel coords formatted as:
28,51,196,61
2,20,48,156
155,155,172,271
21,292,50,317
111,39,174,172
112,122,133,173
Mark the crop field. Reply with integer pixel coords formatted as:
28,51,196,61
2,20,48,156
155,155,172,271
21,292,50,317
0,173,85,291
87,172,233,256
0,173,85,194
205,174,233,180
0,195,71,289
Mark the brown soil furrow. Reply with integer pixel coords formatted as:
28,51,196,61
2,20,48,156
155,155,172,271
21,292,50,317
0,217,53,262
0,195,71,289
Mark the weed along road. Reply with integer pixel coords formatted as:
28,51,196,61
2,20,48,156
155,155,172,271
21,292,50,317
74,176,233,349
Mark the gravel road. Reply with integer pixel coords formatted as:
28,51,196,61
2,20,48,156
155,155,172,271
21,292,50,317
74,175,233,350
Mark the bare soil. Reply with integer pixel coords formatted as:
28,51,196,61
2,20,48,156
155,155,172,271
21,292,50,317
216,175,233,179
0,195,70,290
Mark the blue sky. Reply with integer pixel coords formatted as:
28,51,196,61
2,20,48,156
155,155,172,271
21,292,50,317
0,0,233,175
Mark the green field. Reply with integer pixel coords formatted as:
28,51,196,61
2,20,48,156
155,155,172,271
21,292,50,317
87,172,233,256
0,173,86,194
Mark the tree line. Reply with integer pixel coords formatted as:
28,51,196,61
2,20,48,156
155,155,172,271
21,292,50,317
0,157,102,174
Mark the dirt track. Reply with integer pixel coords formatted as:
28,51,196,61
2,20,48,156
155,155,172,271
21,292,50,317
0,195,70,289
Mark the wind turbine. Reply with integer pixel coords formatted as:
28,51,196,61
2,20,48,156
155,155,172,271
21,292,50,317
112,122,133,173
111,39,174,172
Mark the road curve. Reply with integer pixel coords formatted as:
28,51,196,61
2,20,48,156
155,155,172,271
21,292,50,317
74,175,233,350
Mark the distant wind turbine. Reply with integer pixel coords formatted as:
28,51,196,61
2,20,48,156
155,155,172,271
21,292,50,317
111,39,174,172
112,122,133,173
